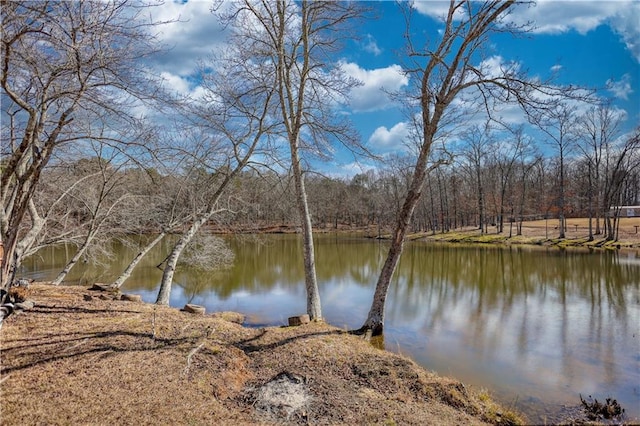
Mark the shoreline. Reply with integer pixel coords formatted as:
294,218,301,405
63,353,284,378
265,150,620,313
209,217,640,252
412,228,640,253
1,284,525,425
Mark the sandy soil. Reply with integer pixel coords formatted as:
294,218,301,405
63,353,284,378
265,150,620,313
0,284,523,426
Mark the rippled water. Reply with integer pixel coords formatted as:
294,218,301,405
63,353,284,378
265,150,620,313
20,234,640,423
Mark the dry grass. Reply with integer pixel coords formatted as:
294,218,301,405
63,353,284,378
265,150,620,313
1,284,523,425
419,217,640,250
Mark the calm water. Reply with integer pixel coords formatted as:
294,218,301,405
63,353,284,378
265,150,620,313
19,234,640,423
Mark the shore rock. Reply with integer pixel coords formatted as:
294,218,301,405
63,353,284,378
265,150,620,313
121,294,142,302
288,315,310,326
183,304,205,315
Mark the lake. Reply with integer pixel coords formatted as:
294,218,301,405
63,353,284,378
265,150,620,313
19,234,640,423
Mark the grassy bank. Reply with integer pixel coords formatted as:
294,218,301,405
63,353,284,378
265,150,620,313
405,218,640,251
0,284,523,425
232,218,640,252
414,229,640,251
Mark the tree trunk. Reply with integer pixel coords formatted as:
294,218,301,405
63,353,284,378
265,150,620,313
360,146,429,335
605,215,613,240
52,230,97,285
360,183,423,336
559,150,566,239
112,232,166,288
477,168,485,233
156,218,207,305
498,194,505,234
2,247,19,293
508,205,514,238
12,199,46,269
516,174,527,236
437,172,446,234
595,164,601,235
587,163,594,241
291,146,322,320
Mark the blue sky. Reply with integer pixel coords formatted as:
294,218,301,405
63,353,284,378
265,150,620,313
149,0,640,176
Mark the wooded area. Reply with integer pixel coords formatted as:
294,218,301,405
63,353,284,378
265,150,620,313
2,0,639,334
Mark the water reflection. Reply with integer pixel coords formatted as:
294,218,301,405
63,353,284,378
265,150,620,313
385,244,639,422
19,235,640,423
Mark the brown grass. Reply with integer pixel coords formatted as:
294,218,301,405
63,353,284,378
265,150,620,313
418,217,640,250
520,217,640,241
0,284,523,425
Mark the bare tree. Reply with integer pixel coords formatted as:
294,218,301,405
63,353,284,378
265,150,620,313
5,163,102,277
51,152,132,285
576,102,624,240
178,234,235,271
514,147,540,236
530,102,580,238
359,0,585,336
458,124,493,232
1,0,164,296
222,0,364,320
109,172,188,289
602,128,640,240
154,30,279,304
153,133,272,304
492,127,532,234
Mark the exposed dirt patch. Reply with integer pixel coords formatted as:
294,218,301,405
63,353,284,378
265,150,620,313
1,284,523,425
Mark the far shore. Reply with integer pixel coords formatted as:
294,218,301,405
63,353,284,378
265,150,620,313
210,217,640,252
412,218,640,252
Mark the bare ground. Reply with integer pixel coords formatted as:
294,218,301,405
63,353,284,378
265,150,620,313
1,284,523,426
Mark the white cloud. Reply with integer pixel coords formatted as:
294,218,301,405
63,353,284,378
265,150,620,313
334,162,376,179
478,55,521,79
149,0,228,76
458,55,522,89
550,64,563,73
159,71,190,95
510,0,640,62
158,71,206,100
368,122,410,150
363,34,382,56
606,74,633,100
341,62,409,112
509,1,617,35
412,1,467,21
608,2,640,62
415,1,639,63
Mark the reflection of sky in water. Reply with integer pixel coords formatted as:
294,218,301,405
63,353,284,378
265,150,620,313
19,236,640,423
382,263,640,423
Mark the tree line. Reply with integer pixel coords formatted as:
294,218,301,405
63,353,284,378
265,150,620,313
229,113,640,242
2,0,638,334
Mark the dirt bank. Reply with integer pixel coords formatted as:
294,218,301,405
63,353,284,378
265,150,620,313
1,284,523,425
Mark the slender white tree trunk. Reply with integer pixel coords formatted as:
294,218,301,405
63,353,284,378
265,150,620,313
156,217,207,305
111,232,166,288
291,148,321,320
52,231,96,285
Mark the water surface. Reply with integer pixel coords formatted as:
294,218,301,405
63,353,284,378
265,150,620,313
20,234,640,423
